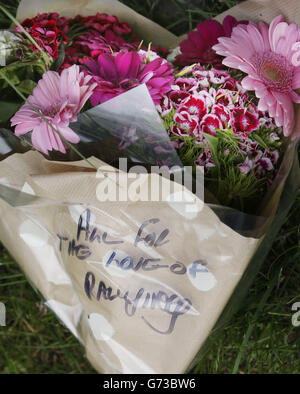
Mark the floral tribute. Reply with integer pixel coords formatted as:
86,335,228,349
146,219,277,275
2,10,300,212
156,64,283,209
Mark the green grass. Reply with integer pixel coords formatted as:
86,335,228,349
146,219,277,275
0,0,300,374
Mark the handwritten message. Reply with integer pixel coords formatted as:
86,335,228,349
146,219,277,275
57,209,209,335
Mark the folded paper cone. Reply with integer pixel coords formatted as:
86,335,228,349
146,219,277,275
176,0,300,42
0,0,298,374
0,151,259,373
16,0,179,47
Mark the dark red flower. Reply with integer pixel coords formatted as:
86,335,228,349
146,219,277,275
211,104,230,127
169,90,190,107
200,114,223,136
18,15,68,58
181,96,207,119
175,16,248,67
60,29,142,70
231,108,259,136
76,30,137,59
80,13,132,35
222,77,237,90
20,13,69,33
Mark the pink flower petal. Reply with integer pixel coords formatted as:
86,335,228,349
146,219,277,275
15,120,40,135
58,126,80,144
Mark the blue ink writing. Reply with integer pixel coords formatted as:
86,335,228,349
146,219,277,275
84,271,192,335
105,250,188,275
77,209,124,245
134,218,169,248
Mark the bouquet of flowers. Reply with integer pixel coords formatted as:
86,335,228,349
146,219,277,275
0,0,299,374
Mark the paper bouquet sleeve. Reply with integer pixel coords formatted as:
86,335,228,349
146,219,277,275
0,0,299,374
0,148,260,374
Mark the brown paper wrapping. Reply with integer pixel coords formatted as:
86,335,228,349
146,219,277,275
0,151,258,373
177,0,300,42
0,0,297,374
16,0,179,47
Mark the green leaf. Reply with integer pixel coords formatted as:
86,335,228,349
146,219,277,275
17,79,37,95
175,63,196,78
50,43,66,72
252,133,269,151
202,132,220,167
1,59,46,73
0,101,21,123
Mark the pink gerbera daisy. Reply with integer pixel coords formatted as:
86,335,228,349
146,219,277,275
11,65,96,154
213,15,300,137
82,51,174,106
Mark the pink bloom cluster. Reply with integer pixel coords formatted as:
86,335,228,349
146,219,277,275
158,65,263,139
238,140,279,179
196,138,279,178
79,13,132,36
60,28,168,71
17,13,68,58
18,12,149,66
12,11,173,155
213,15,300,137
83,50,174,106
61,29,139,70
157,66,280,175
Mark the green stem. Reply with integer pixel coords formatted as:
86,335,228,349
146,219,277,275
175,63,197,78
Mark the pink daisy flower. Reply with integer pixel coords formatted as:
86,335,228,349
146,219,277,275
213,15,300,137
83,51,174,106
11,65,96,154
